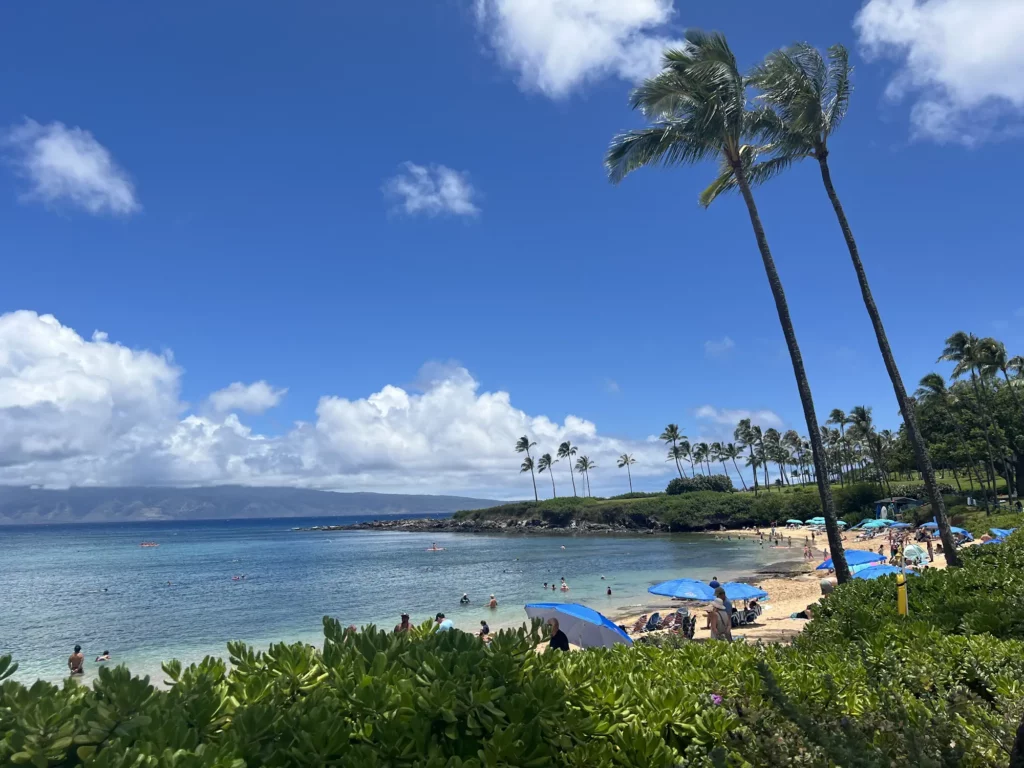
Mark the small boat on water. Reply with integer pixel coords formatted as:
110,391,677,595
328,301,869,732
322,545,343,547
140,541,159,548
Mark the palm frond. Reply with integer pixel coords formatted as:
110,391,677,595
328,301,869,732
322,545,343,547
823,44,852,136
606,122,718,184
699,150,796,207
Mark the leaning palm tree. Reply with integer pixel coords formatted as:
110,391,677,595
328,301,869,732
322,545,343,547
711,442,730,479
693,442,710,476
722,443,748,489
661,424,687,478
577,456,596,497
537,453,558,498
679,439,695,477
519,456,535,496
703,43,957,567
979,337,1024,419
515,435,539,503
557,441,578,496
734,418,759,494
617,453,637,493
605,30,846,579
827,409,851,481
666,445,687,476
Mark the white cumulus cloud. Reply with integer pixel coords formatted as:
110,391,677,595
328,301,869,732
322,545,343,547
694,405,783,430
855,0,1024,144
474,0,680,98
384,162,479,217
208,381,287,414
0,312,682,496
3,119,140,215
704,336,735,358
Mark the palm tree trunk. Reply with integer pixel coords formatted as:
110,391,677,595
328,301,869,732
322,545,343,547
747,446,758,495
568,464,577,497
817,154,960,564
734,163,850,583
969,370,1000,512
672,439,684,479
951,466,962,492
549,472,557,499
527,452,538,503
731,457,748,490
626,464,633,494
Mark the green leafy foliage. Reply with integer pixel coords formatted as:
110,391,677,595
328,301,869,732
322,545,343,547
665,475,734,494
6,534,1024,768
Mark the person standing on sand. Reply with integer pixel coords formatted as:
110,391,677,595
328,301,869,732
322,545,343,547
68,645,84,675
706,598,732,642
927,539,934,562
708,576,721,589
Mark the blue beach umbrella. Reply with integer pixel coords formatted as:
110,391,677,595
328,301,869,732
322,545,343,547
853,565,920,580
524,603,633,649
805,517,825,524
720,582,768,600
918,522,937,529
817,550,885,571
990,528,1015,539
983,539,1002,546
786,519,803,524
863,519,892,529
648,578,715,601
889,522,912,529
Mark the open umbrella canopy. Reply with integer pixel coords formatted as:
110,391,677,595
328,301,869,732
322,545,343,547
983,539,1002,546
720,582,768,600
889,522,912,529
991,528,1016,539
837,521,848,527
853,565,920,580
524,603,632,649
648,578,715,601
863,519,892,529
817,550,885,570
786,519,803,524
903,544,928,562
805,517,825,524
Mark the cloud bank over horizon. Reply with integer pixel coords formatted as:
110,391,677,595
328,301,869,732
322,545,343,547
0,311,785,496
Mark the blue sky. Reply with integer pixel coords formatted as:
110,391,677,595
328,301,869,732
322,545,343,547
0,0,1022,497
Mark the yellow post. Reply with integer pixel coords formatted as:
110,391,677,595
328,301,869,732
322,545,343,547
896,571,908,616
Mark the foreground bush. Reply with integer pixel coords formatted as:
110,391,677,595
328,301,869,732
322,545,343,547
665,474,734,494
5,538,1024,766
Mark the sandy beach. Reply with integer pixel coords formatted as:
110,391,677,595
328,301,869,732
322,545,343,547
611,525,961,645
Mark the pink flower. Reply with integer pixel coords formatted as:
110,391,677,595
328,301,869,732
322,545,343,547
711,694,723,706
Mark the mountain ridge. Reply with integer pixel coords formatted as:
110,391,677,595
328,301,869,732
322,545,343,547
0,485,502,525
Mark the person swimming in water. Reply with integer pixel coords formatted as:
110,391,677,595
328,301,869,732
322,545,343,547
95,650,111,662
460,593,470,604
488,594,498,609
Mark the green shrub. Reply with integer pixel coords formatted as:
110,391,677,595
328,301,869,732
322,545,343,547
889,481,955,499
665,474,734,494
832,482,879,516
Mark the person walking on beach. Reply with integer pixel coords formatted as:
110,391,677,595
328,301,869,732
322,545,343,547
927,539,934,562
547,618,569,652
68,645,84,676
394,614,412,633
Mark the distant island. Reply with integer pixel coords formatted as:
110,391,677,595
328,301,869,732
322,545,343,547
0,485,501,525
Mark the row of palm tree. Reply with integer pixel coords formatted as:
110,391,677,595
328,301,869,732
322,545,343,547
605,31,963,578
515,436,598,501
659,424,748,488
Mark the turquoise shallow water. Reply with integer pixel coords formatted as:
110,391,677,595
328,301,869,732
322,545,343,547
0,517,792,684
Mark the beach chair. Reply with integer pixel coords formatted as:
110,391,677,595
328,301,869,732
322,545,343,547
644,612,662,632
630,615,648,634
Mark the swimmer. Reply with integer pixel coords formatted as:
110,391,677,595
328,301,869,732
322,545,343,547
488,594,498,609
95,650,111,662
606,587,612,596
560,545,565,550
460,593,470,604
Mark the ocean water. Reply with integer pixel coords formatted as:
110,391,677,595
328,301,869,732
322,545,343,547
0,517,794,684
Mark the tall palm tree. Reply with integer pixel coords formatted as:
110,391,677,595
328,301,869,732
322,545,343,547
848,406,892,497
515,435,539,503
667,445,687,476
704,43,958,567
734,418,759,495
557,441,578,497
617,454,637,493
827,409,850,483
722,442,748,490
537,453,558,498
679,439,695,477
979,337,1024,419
940,332,1001,513
575,456,596,497
693,442,710,476
917,374,987,498
661,424,687,478
605,31,847,580
519,457,535,495
711,442,730,479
